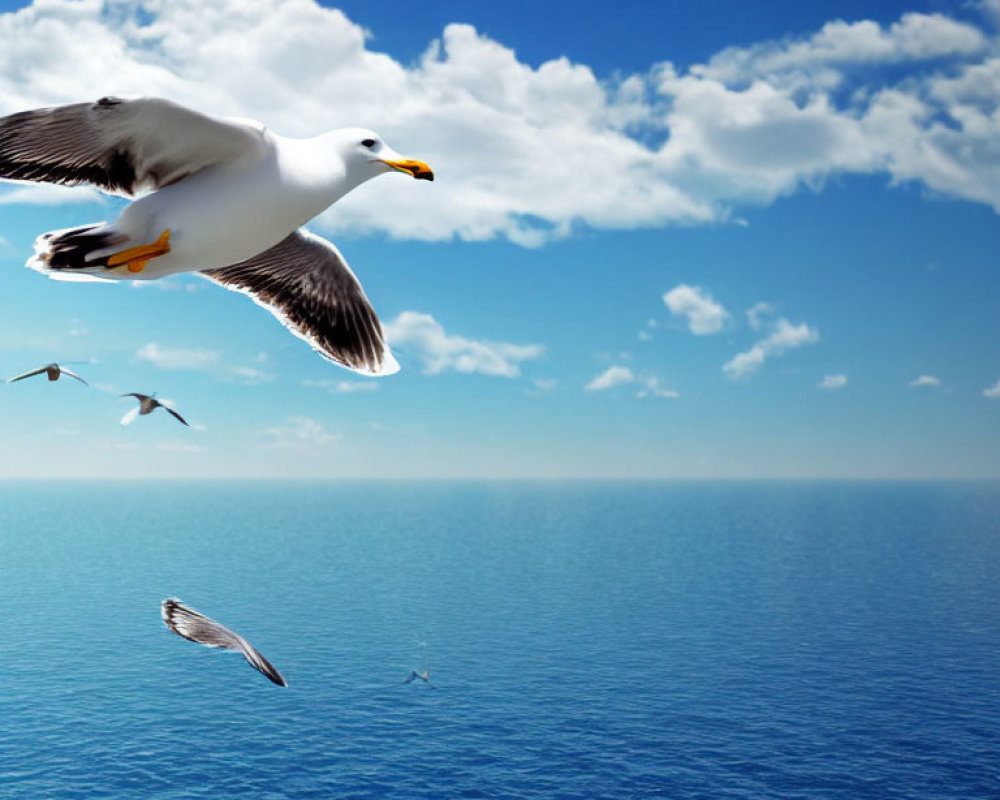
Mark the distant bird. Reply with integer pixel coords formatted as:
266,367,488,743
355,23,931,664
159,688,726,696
161,598,287,687
119,392,188,426
404,668,435,688
404,646,435,688
0,96,434,375
7,362,88,385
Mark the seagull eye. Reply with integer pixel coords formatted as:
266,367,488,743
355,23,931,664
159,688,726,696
361,138,377,149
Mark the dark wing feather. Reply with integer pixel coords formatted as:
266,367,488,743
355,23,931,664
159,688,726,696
161,599,287,687
0,97,267,197
160,405,190,427
201,229,399,376
6,365,47,383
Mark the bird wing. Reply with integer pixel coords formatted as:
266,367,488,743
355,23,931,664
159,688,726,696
0,97,268,197
119,406,140,427
161,599,287,687
162,405,190,427
58,366,89,385
6,365,47,383
200,228,399,376
403,672,417,683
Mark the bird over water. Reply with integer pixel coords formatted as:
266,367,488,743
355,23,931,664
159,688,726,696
0,97,434,376
161,598,287,687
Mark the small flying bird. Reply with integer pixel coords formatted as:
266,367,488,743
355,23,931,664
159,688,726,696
0,96,435,375
161,598,287,688
404,646,435,688
119,392,189,427
404,668,435,688
7,362,88,385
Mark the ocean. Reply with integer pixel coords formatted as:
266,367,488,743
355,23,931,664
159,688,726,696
0,481,998,799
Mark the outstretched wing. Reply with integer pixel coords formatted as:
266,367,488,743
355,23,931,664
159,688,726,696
58,366,89,386
0,97,268,197
161,599,287,687
162,405,190,427
201,229,399,377
119,407,140,427
6,365,46,383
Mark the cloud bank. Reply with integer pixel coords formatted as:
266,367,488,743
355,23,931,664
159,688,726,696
0,0,997,245
384,311,544,377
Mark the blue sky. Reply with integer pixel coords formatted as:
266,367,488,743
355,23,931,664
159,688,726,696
0,0,997,478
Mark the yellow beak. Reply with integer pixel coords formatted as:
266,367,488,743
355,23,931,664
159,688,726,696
381,158,434,181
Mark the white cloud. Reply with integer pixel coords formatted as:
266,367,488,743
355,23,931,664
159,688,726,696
746,302,773,331
663,284,728,334
0,1,995,246
983,379,1000,398
301,378,379,394
261,416,340,449
818,373,848,389
585,365,634,391
909,374,941,388
636,374,679,399
137,343,218,371
135,342,272,383
723,318,819,379
532,378,558,393
384,311,543,377
702,13,986,86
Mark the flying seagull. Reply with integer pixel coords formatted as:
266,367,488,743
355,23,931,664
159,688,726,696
0,97,434,376
120,392,189,427
404,645,435,688
161,598,287,687
7,362,88,385
404,668,435,688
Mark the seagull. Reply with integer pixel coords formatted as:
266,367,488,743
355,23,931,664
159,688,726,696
7,362,88,385
404,668,435,688
161,598,287,687
120,392,189,427
0,97,434,376
404,645,435,688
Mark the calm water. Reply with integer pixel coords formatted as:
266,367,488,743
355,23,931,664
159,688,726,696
0,481,998,799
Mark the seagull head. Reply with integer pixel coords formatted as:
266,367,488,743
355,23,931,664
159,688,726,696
335,128,434,183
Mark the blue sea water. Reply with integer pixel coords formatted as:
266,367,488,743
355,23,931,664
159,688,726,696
0,481,998,799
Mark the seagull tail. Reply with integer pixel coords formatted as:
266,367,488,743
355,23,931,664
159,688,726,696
28,223,123,282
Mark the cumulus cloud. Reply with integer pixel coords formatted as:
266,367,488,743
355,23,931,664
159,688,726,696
585,365,634,391
0,1,996,245
136,342,272,383
983,379,1000,398
909,374,941,388
723,318,819,379
818,373,848,389
636,373,679,399
701,13,987,86
663,284,728,334
384,311,543,377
